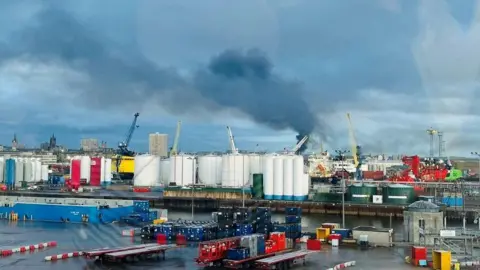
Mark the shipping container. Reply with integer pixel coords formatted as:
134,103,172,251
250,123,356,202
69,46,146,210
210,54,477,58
90,157,101,186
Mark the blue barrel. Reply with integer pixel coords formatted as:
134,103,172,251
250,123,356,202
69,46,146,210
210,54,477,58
59,176,65,184
5,159,15,187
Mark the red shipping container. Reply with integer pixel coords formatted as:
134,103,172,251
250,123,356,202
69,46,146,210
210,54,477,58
306,239,322,250
157,234,167,244
133,187,151,193
197,237,240,262
328,234,342,241
90,157,101,186
176,234,187,245
412,246,427,260
70,159,81,186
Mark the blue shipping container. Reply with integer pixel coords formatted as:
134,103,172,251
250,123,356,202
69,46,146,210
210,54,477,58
442,197,463,207
331,229,352,239
227,247,250,260
256,234,266,255
5,159,15,186
285,215,301,224
235,224,253,236
285,207,302,216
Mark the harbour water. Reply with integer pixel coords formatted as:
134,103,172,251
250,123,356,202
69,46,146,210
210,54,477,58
0,210,445,269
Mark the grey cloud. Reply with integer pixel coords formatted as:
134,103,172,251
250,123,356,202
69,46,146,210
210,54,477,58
0,6,319,148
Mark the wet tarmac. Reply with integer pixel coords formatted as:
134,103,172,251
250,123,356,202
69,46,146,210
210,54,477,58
0,211,422,269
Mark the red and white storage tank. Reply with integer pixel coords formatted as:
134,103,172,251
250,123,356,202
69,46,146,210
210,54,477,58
70,158,81,186
80,156,91,184
90,157,101,186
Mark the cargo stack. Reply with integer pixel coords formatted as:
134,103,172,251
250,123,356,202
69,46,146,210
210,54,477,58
152,221,218,241
216,209,236,238
238,234,265,257
227,247,250,260
252,207,272,235
271,207,302,240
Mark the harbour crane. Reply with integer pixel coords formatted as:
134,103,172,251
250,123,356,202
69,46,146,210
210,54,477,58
115,113,140,176
169,121,182,157
346,113,362,180
292,135,309,155
426,127,438,158
226,126,239,154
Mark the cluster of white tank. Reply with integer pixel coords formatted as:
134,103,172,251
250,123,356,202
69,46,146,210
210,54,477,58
133,154,173,187
263,155,309,201
0,157,48,184
132,153,310,200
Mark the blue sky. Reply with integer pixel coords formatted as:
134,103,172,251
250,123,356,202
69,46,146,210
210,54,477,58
0,0,480,156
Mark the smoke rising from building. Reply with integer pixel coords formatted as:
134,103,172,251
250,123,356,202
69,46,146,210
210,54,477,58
0,7,319,146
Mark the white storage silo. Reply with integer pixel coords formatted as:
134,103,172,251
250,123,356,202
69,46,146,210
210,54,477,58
249,154,263,186
283,156,294,200
302,173,310,201
80,156,91,183
169,155,196,186
100,157,105,183
30,161,36,182
273,156,284,200
221,154,250,187
263,155,274,200
198,155,222,186
15,160,24,186
34,160,42,182
104,158,112,183
160,159,170,185
0,158,4,183
293,155,304,201
41,164,49,181
134,154,161,186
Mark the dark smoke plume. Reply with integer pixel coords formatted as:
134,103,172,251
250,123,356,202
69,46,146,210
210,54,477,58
0,7,319,142
296,134,309,154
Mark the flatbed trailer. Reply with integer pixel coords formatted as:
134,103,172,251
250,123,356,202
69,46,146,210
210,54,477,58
254,250,318,270
83,244,158,259
223,249,294,269
102,244,179,263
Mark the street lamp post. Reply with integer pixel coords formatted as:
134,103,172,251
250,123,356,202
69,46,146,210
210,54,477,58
471,152,480,182
335,149,349,229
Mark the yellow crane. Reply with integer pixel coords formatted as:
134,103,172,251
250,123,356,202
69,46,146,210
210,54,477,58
346,113,358,167
346,113,363,180
169,121,182,157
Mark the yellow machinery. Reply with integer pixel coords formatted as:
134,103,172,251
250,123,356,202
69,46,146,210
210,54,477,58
112,156,135,179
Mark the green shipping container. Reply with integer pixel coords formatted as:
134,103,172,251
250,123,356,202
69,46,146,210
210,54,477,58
253,173,264,199
348,184,377,203
312,192,344,203
382,184,415,205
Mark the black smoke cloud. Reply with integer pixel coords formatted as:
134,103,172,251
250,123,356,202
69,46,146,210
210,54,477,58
0,7,319,147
